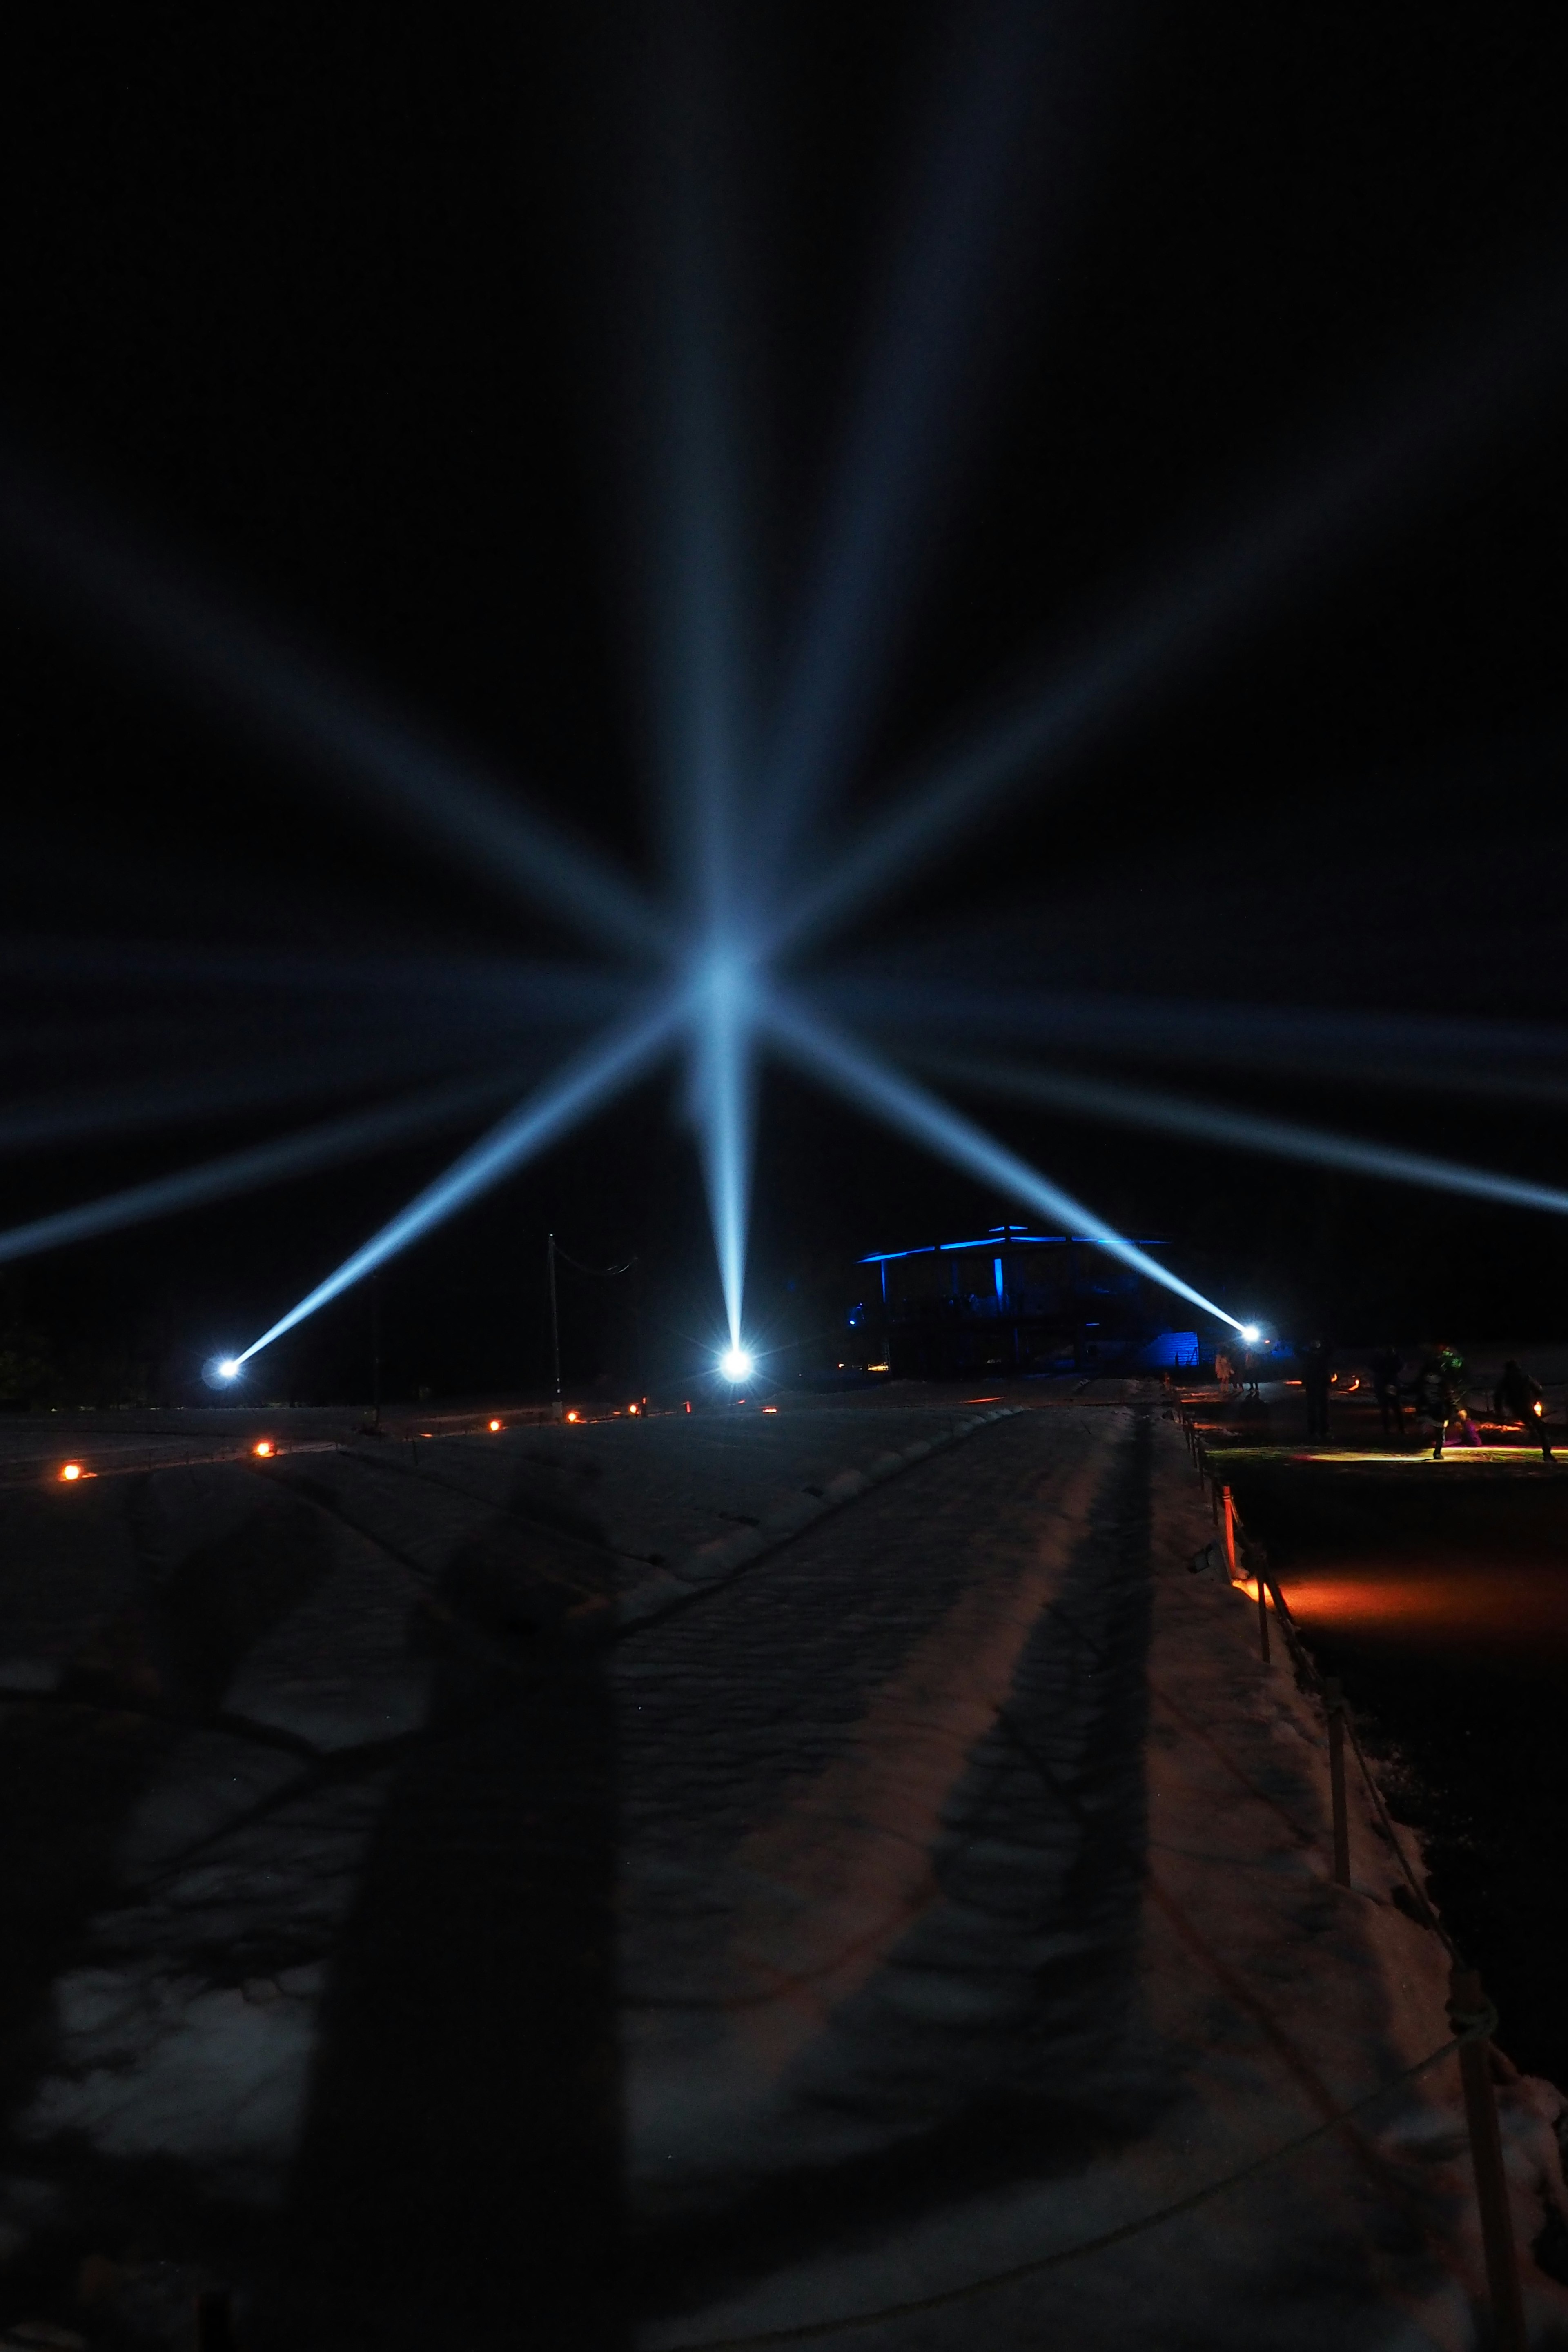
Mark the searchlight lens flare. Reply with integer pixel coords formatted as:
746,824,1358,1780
1240,1323,1262,1344
719,1345,754,1381
202,1354,243,1388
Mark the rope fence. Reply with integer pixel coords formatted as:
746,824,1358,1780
1174,1393,1528,2350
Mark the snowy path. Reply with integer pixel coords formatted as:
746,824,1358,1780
1,1405,1567,2348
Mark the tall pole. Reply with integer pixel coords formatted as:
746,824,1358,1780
547,1230,563,1421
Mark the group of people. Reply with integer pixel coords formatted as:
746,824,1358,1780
1215,1339,1556,1459
1212,1346,1261,1401
1370,1345,1553,1460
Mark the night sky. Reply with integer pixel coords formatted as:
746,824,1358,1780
1,3,1565,1403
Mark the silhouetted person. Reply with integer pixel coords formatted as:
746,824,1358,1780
1371,1346,1405,1439
1417,1344,1464,1459
1242,1347,1261,1400
1301,1339,1332,1441
1494,1358,1554,1463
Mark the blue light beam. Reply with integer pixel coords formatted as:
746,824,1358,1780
0,1065,548,1269
763,993,1245,1332
750,0,1119,901
819,972,1568,1103
0,1041,503,1163
687,954,756,1350
773,266,1568,955
234,997,682,1365
0,448,669,962
932,1056,1568,1223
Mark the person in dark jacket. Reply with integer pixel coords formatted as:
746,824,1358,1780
1493,1359,1554,1463
1417,1345,1464,1459
1300,1338,1332,1441
1371,1345,1405,1439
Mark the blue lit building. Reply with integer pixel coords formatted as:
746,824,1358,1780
851,1226,1200,1379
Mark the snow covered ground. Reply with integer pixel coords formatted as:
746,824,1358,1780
0,1402,1562,2347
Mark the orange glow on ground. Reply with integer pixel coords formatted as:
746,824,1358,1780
1265,1561,1568,1665
60,1462,82,1482
252,1440,274,1458
488,1419,502,1432
965,1396,1001,1404
566,1410,581,1423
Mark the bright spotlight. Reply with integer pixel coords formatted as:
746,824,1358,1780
1240,1323,1262,1345
203,1354,243,1388
60,1461,82,1482
719,1345,754,1381
253,1439,274,1458
218,1359,241,1380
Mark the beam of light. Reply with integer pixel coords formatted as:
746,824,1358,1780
234,996,682,1365
748,0,1119,903
0,1062,551,1270
635,42,762,1359
762,993,1245,1332
634,3,754,949
650,275,749,942
0,935,640,1015
0,446,670,962
718,1344,753,1382
924,1054,1568,1224
771,265,1568,955
0,1037,544,1163
816,971,1568,1105
687,951,757,1351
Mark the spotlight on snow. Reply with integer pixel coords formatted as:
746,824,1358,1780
1239,1323,1262,1345
719,1345,754,1382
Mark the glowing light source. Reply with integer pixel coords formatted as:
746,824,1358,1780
60,1461,82,1482
566,1409,581,1423
1240,1323,1262,1345
719,1345,754,1381
253,1439,274,1458
488,1418,502,1432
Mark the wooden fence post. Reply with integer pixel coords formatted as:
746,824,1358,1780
1325,1677,1350,1885
1449,1965,1527,2352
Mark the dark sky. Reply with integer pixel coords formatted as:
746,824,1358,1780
1,2,1566,1400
